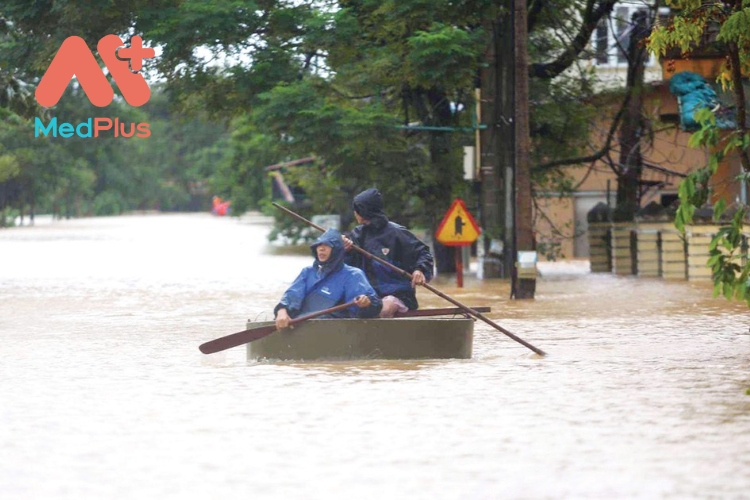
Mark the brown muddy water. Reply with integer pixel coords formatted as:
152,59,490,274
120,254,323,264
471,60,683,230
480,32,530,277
0,213,748,499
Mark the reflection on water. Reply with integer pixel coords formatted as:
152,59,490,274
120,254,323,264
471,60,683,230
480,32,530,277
1,213,749,499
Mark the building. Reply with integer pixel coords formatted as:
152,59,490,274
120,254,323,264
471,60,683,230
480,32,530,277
534,3,749,260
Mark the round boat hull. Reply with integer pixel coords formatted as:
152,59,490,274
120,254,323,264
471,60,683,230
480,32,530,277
246,318,473,361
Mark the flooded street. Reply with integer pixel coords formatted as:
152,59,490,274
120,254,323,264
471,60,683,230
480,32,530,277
1,213,748,499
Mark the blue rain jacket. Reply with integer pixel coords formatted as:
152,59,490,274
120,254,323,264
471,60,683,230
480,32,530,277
274,229,382,319
346,189,434,310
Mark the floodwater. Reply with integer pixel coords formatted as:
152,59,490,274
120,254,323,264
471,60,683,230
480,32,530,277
1,213,748,500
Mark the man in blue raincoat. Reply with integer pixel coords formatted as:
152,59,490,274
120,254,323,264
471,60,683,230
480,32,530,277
274,228,382,330
343,188,434,317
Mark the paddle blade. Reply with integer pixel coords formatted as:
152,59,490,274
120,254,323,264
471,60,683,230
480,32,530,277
199,324,277,354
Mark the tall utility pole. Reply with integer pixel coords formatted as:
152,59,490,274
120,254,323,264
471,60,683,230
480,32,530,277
479,6,514,280
513,0,536,299
479,0,536,299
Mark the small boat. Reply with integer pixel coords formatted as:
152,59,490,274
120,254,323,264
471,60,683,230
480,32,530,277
245,317,474,361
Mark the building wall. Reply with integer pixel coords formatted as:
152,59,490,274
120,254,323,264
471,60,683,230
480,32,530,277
533,4,748,260
586,1,663,90
534,195,575,259
533,82,736,260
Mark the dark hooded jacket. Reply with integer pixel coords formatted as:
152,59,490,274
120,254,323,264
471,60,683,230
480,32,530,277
274,228,382,319
346,189,434,310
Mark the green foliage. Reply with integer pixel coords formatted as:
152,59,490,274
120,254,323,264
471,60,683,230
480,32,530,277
137,0,313,115
671,108,750,308
648,1,750,309
649,1,749,89
717,8,750,82
674,167,709,232
0,151,20,183
649,7,711,56
529,76,598,173
0,88,228,220
210,116,276,213
91,190,127,216
0,0,630,273
708,208,750,307
405,24,484,89
223,0,599,251
536,240,563,262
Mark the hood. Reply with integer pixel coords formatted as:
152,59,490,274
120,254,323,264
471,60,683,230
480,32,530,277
310,228,346,275
353,188,388,228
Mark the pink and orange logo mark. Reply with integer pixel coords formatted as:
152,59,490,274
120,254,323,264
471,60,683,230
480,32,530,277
35,35,155,107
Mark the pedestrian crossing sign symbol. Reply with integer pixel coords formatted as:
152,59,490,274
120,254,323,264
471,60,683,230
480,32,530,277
435,198,481,246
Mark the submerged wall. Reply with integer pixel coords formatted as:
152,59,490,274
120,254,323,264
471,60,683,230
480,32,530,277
588,210,750,281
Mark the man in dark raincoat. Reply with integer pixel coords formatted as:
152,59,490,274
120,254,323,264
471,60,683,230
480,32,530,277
274,228,382,329
343,188,434,317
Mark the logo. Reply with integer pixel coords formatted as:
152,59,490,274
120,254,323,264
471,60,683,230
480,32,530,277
36,35,155,107
381,248,390,256
34,117,150,138
320,287,332,295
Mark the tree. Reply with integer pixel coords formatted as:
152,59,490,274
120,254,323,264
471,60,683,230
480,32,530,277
263,1,488,272
614,9,651,222
0,0,631,280
210,116,279,213
166,0,611,273
648,0,750,307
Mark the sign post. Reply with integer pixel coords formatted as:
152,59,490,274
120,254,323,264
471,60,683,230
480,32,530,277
435,199,481,287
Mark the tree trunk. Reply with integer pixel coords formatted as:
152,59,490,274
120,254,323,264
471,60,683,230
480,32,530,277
513,0,536,299
614,10,649,222
727,40,750,174
0,182,6,228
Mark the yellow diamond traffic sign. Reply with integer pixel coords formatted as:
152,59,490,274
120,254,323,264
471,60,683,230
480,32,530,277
435,198,481,246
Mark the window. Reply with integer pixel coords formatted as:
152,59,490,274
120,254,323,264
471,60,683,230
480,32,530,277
616,7,630,64
660,194,678,207
593,5,653,67
595,21,609,64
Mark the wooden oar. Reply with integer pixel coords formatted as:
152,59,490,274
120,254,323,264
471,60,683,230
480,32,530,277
272,202,547,356
199,300,357,354
201,305,490,354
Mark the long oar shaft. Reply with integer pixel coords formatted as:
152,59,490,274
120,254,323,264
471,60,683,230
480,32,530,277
200,300,357,354
421,283,544,355
272,202,546,356
287,300,358,327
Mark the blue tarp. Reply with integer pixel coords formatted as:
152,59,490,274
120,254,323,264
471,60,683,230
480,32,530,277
668,71,736,130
